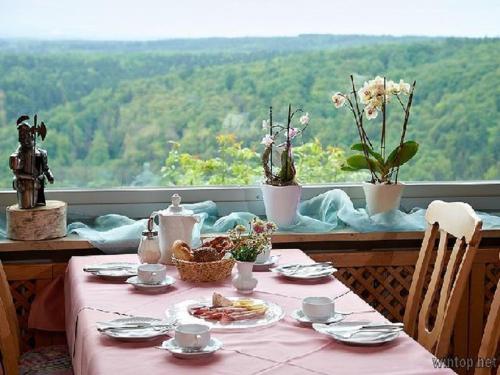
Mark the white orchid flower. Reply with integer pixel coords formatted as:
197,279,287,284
332,93,346,108
262,120,270,130
387,80,400,94
261,134,274,147
365,105,378,120
288,127,299,138
359,83,374,104
299,112,310,125
399,79,411,94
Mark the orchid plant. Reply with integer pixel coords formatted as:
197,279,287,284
228,218,277,262
261,105,310,186
332,75,418,184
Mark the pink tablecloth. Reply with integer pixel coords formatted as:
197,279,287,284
65,249,454,375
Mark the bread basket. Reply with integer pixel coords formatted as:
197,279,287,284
172,256,235,282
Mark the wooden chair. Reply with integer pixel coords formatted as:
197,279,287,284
474,253,500,375
0,260,73,375
403,200,483,359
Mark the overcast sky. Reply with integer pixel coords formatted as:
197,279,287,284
0,0,498,40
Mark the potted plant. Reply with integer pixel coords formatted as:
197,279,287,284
228,219,276,293
332,75,418,215
261,104,310,226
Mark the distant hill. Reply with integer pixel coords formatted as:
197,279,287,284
0,36,498,187
0,34,439,53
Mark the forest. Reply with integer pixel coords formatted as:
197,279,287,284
0,36,498,188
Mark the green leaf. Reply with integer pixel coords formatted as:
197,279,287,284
351,143,384,163
345,154,381,172
386,141,419,168
340,165,358,172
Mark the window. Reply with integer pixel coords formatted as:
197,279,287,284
0,0,498,189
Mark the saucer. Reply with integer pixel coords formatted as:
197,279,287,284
291,309,345,325
161,337,223,358
126,275,175,292
253,255,280,271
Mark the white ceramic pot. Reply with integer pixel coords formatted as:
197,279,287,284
261,184,301,227
232,261,258,294
362,182,405,215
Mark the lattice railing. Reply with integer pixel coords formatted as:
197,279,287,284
8,279,38,352
483,263,499,321
335,266,414,322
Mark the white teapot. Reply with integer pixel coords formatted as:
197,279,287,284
151,194,200,265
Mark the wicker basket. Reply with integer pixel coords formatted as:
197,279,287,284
172,257,235,282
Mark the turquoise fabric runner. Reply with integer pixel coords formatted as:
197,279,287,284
1,189,499,254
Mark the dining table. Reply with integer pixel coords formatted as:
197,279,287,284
65,249,455,375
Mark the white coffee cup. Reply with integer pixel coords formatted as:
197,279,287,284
302,297,335,322
137,263,166,284
255,245,271,264
175,324,210,349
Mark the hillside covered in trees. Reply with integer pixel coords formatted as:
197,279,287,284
0,36,498,188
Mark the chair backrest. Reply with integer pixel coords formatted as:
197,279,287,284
404,200,482,358
0,260,20,375
474,253,500,375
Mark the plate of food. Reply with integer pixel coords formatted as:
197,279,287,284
165,292,284,331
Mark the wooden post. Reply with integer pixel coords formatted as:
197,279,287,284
6,200,67,241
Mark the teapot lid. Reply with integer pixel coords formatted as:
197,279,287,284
165,193,194,216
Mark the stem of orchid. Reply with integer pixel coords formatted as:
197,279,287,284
285,104,291,184
269,106,273,180
350,75,377,183
395,80,416,183
382,77,386,168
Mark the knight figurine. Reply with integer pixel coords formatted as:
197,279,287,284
9,114,54,209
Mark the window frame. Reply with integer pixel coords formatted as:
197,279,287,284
1,181,499,219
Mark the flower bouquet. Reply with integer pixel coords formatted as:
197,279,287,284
228,219,277,262
228,219,277,293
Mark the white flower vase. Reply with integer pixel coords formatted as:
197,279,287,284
261,183,301,227
232,261,258,294
362,182,405,215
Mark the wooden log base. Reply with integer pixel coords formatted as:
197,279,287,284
6,200,67,241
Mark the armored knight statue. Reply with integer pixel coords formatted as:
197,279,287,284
9,114,54,209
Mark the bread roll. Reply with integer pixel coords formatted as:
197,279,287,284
172,240,192,261
192,247,222,262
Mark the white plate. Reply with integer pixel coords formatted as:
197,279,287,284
160,337,223,359
84,262,138,279
271,263,337,280
291,309,344,325
253,255,280,271
97,317,173,341
165,297,284,332
126,275,175,292
313,321,401,345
